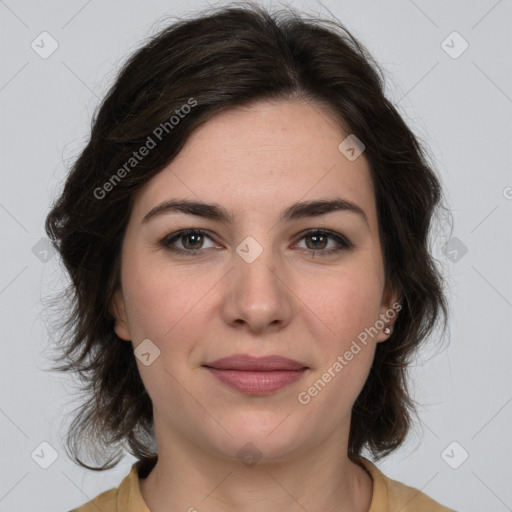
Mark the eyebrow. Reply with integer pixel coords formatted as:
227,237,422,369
142,198,369,228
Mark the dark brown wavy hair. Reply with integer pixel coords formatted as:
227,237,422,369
45,2,450,470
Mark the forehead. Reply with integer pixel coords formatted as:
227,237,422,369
132,99,377,228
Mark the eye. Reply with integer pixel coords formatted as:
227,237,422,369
294,229,352,256
161,229,219,255
161,228,352,257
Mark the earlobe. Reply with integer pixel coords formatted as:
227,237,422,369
377,284,402,343
110,289,131,341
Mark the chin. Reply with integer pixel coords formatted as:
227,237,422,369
205,409,313,465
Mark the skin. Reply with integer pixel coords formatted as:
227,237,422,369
111,99,399,512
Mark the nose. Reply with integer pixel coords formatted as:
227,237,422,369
220,242,294,335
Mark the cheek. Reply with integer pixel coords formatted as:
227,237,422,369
122,251,214,342
295,272,381,417
292,264,383,407
120,254,223,405
121,256,208,407
296,265,384,342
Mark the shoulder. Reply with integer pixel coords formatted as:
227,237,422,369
356,457,457,512
69,486,117,512
69,460,151,512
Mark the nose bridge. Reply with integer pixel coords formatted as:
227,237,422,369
237,243,279,294
222,234,293,332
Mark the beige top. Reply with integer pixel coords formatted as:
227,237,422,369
70,456,456,511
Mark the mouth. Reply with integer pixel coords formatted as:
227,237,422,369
202,355,309,396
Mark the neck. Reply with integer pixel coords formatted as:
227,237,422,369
139,432,373,512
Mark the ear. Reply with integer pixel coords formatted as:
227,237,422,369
375,282,402,343
110,289,131,341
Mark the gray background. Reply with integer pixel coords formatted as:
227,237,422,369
1,0,511,510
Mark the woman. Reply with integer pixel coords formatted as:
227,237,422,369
46,3,455,511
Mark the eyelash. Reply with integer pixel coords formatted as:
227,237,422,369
160,228,353,257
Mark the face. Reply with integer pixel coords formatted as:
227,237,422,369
111,99,399,463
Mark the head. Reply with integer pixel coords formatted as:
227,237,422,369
45,3,448,470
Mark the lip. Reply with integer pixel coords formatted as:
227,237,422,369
204,354,307,371
203,355,308,396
